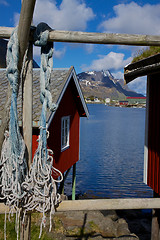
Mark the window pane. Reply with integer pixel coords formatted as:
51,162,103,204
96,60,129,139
61,116,70,150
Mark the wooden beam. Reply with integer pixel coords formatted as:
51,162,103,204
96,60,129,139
0,27,13,39
124,53,160,83
124,62,160,83
48,30,160,46
0,198,160,214
57,198,160,211
1,27,160,46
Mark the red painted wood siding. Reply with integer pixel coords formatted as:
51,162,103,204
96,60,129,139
32,80,80,175
147,73,160,194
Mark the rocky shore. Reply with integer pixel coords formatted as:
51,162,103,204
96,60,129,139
48,208,151,240
43,194,152,240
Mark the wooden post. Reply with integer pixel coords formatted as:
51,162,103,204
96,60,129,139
20,42,33,240
17,1,36,239
59,168,72,194
151,192,160,240
0,0,36,153
17,0,36,70
72,163,76,200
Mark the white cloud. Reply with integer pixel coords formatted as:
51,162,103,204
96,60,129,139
127,76,147,95
112,71,124,79
84,44,94,54
99,2,160,35
13,13,20,26
32,0,95,31
33,45,66,64
53,47,66,59
81,51,132,72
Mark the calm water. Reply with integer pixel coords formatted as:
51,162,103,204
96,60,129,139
66,104,153,199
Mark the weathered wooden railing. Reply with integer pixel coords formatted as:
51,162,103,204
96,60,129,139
1,26,160,46
0,198,159,214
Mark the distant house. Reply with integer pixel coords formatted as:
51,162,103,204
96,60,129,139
0,66,89,197
124,53,160,195
126,97,146,105
119,100,128,106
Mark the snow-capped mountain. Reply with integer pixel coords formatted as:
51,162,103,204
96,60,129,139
77,70,144,99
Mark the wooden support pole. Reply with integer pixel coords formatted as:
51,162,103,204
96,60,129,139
1,27,160,46
151,192,160,240
17,0,36,70
0,1,36,152
151,209,160,240
17,1,36,239
59,168,72,195
22,43,33,166
20,42,33,240
72,163,76,200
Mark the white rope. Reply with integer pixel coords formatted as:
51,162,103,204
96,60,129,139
0,23,63,238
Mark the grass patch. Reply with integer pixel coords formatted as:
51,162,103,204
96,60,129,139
0,213,55,240
132,46,160,63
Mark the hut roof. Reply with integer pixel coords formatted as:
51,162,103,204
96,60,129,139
124,53,160,84
0,66,88,127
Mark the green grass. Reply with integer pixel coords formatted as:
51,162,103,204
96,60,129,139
132,46,160,63
0,213,53,240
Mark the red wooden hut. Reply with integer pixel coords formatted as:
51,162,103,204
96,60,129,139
124,54,160,195
0,66,89,198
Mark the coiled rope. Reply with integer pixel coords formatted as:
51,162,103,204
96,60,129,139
22,23,63,237
0,23,63,239
0,27,28,207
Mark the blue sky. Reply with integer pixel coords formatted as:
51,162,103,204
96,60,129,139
1,0,160,95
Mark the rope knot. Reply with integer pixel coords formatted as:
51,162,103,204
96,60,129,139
33,22,57,112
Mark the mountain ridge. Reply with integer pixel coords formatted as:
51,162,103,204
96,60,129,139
77,70,143,100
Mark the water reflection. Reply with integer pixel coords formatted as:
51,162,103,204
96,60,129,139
66,104,153,198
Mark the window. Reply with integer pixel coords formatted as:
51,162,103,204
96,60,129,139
61,116,70,151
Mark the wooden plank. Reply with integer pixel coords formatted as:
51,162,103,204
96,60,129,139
0,27,13,39
1,27,160,46
124,53,160,83
1,198,160,214
56,199,160,211
124,62,160,83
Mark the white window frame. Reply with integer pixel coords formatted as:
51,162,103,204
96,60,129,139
61,116,70,151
